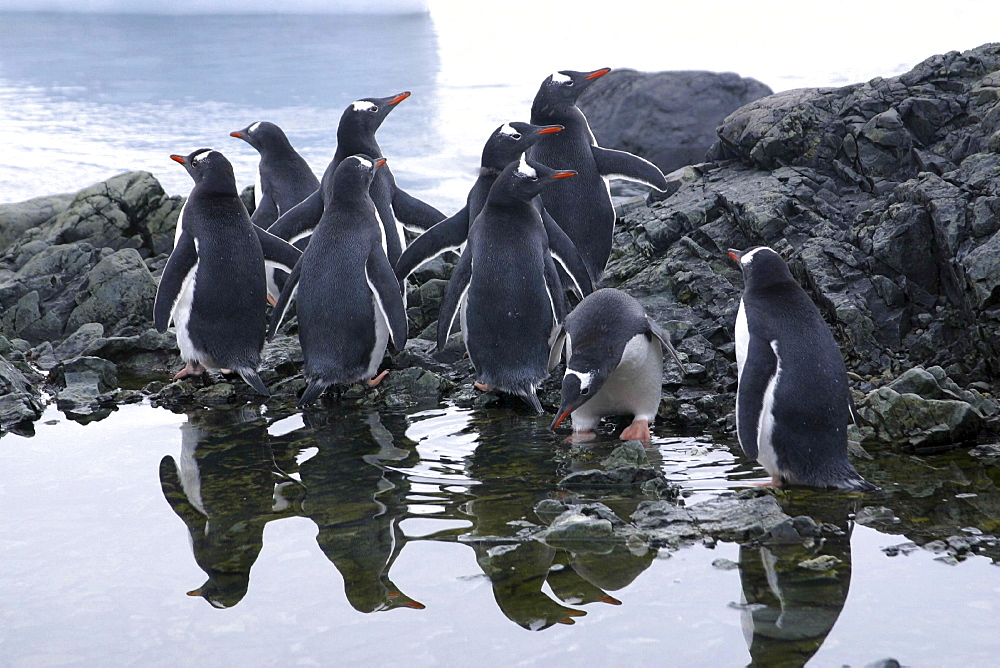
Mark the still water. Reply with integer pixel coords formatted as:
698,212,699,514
2,399,999,665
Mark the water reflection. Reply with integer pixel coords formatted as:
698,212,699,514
738,494,858,667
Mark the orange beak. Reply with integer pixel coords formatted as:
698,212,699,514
535,125,563,135
230,131,243,138
389,91,411,105
727,250,742,263
552,170,577,179
375,158,387,169
170,154,186,165
551,408,573,429
585,67,611,80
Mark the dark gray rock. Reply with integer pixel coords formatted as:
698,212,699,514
0,354,44,430
578,69,772,174
65,248,158,337
53,323,106,362
49,356,119,417
0,192,75,252
633,491,790,546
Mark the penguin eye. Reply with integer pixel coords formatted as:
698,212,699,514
369,105,379,113
565,81,574,87
511,133,522,140
580,387,589,395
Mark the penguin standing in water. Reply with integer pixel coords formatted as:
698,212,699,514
436,155,579,413
267,92,445,264
230,120,319,229
267,155,407,407
530,68,669,281
729,246,876,490
549,288,686,442
153,148,301,395
394,121,591,300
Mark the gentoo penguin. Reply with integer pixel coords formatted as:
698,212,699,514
153,148,301,395
530,68,669,281
394,121,592,300
436,155,578,413
729,246,876,490
267,92,445,265
230,120,319,229
549,288,686,442
267,155,407,407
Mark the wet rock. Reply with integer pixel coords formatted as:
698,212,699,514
66,248,158,338
854,506,900,527
601,440,651,469
53,322,106,362
536,503,622,553
797,555,843,571
380,366,452,407
578,69,772,174
0,192,75,251
711,558,738,570
757,516,823,546
856,387,984,450
49,356,119,417
633,491,790,546
0,354,44,430
559,466,665,488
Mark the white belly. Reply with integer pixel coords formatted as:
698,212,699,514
173,199,187,248
735,298,748,382
254,168,263,209
172,260,202,364
756,339,782,478
572,334,663,431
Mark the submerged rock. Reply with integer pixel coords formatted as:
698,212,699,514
49,356,119,417
0,354,44,431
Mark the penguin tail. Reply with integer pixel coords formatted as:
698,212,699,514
839,474,879,492
521,388,544,415
297,380,328,408
239,369,270,397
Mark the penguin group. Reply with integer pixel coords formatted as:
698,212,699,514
154,68,875,491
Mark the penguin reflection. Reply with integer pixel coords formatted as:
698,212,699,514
461,413,654,629
292,409,424,612
159,407,298,608
738,494,857,666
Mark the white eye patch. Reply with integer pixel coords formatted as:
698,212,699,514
248,121,262,132
551,72,571,83
741,246,774,265
499,123,518,136
352,100,376,111
352,155,373,169
193,150,213,162
565,368,594,390
516,154,536,178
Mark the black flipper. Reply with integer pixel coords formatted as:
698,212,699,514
391,183,447,233
542,209,595,297
250,192,279,229
239,368,270,397
735,335,778,460
267,189,322,249
153,230,198,332
436,251,473,351
266,259,302,340
645,316,687,374
592,146,668,191
366,249,408,352
394,205,470,284
254,225,302,274
543,254,568,323
547,323,567,373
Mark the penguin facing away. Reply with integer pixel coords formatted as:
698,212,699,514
436,155,578,413
396,121,593,298
153,149,302,396
729,246,876,490
267,92,445,265
394,121,592,301
529,68,669,282
267,155,407,408
549,288,686,442
230,120,320,230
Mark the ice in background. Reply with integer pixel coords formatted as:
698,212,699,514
0,0,998,211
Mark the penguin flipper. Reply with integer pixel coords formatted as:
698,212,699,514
254,225,302,274
547,324,567,372
366,249,409,352
592,146,668,191
250,192,279,229
267,189,322,247
394,206,470,284
239,368,270,397
645,316,687,374
542,209,595,298
736,336,778,460
153,231,198,332
543,254,568,323
266,259,302,340
391,184,447,233
436,251,473,351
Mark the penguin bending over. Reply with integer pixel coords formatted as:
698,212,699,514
267,92,445,265
267,155,407,408
729,246,876,490
549,288,686,442
394,121,592,300
230,120,319,229
530,68,669,282
436,155,577,413
153,149,301,395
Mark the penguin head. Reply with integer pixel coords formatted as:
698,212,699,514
230,120,287,153
491,154,576,203
532,68,611,113
551,365,609,431
728,246,797,290
481,122,564,172
170,149,238,195
340,91,411,137
324,153,386,204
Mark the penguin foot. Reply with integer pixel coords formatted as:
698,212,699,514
172,361,206,381
564,430,596,443
267,294,277,307
473,381,494,392
619,419,651,442
367,370,390,387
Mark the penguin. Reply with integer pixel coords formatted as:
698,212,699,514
529,68,669,281
728,246,876,490
394,121,592,300
230,120,319,229
153,148,302,395
267,154,407,407
267,92,445,266
436,155,578,413
548,288,686,442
